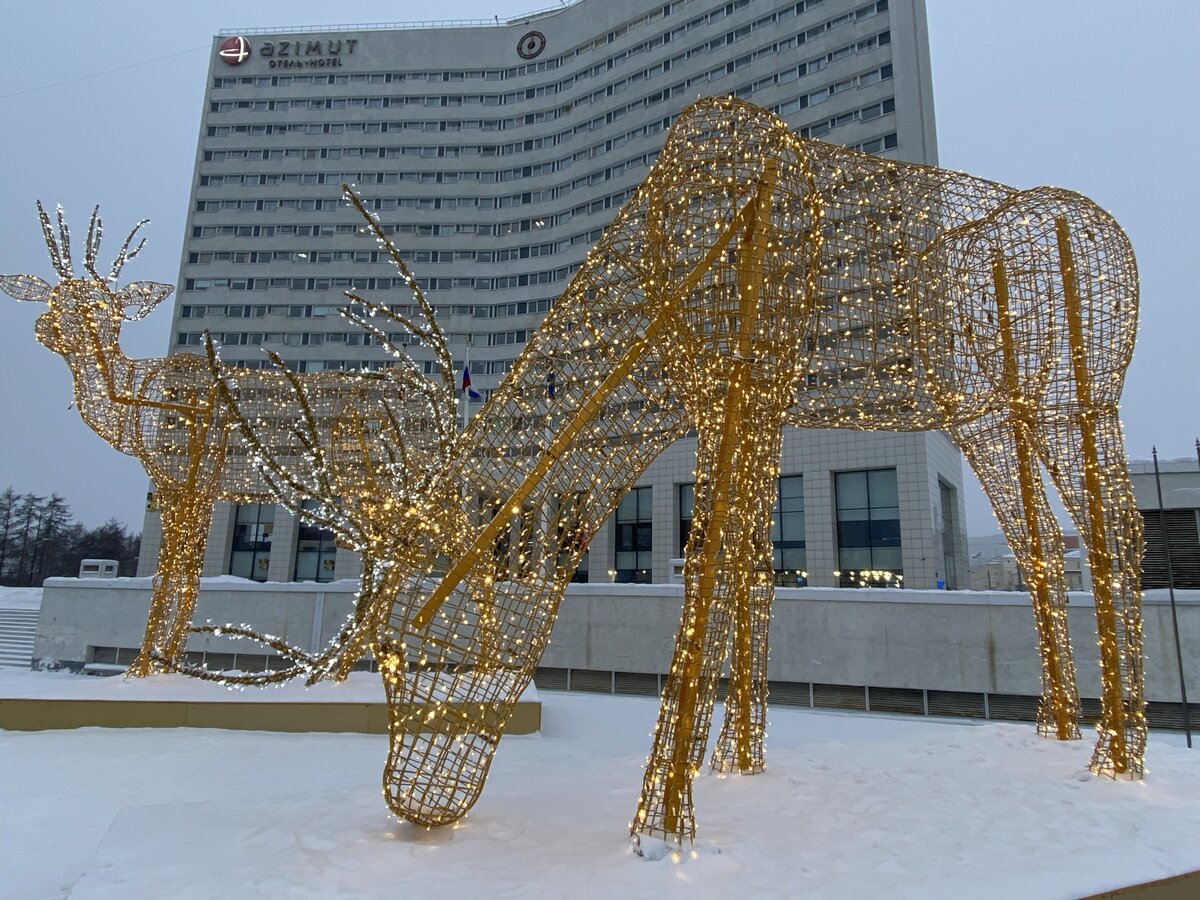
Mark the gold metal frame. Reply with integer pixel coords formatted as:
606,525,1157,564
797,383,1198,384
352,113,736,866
2,97,1145,844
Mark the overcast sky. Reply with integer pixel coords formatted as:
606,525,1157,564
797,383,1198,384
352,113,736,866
1,0,1197,536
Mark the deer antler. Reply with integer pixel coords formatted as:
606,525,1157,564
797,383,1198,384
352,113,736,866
191,192,466,686
200,334,442,686
35,201,73,278
109,218,149,281
83,207,102,279
34,202,150,283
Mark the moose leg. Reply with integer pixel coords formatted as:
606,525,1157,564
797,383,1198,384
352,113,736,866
710,442,780,775
633,387,783,842
129,486,215,676
1040,406,1146,777
950,417,1080,740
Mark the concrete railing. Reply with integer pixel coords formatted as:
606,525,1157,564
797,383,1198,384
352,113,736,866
32,577,1199,713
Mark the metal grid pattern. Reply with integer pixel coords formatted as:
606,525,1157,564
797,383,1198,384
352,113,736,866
1,96,1146,843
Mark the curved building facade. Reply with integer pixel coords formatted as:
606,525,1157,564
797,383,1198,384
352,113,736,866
139,0,968,591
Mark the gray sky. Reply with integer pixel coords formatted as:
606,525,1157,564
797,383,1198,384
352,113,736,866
1,0,1197,534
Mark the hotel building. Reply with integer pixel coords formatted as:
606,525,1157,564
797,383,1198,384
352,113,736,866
138,0,969,590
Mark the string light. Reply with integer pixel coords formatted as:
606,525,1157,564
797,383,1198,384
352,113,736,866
0,96,1147,845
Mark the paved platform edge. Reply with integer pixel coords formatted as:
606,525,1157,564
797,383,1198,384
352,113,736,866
0,696,541,735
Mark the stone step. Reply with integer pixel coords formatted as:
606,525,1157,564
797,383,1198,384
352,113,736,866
0,610,38,669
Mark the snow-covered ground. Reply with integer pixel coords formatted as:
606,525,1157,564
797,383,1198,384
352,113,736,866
2,676,1198,900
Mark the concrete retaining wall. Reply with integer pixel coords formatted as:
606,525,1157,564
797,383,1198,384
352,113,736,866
33,578,1199,706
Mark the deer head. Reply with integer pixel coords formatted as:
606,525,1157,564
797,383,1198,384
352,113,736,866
0,203,174,357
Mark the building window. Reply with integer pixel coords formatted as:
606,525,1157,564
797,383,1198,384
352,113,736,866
939,479,959,590
230,503,274,582
678,483,694,555
772,475,807,586
615,486,652,583
835,468,901,587
294,500,337,583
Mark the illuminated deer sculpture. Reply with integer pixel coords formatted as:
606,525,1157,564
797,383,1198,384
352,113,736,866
0,206,230,676
208,96,1145,847
0,202,453,680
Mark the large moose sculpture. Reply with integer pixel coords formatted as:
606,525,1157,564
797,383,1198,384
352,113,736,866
4,96,1143,846
203,97,1144,847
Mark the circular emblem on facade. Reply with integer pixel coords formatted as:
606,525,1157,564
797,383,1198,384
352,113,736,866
218,36,252,66
517,31,546,60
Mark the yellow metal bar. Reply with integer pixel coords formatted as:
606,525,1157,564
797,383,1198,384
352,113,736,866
732,160,777,770
993,257,1074,741
732,569,755,770
1057,216,1129,771
663,163,777,834
83,309,205,417
409,194,760,632
662,362,749,835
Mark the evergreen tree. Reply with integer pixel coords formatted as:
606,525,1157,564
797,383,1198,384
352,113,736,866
0,487,140,584
0,487,17,584
13,493,45,587
28,495,73,585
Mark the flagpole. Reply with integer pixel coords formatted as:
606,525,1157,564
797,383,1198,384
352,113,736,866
460,338,469,431
1154,446,1192,748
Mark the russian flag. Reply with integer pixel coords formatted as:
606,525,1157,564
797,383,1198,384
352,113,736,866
461,362,481,400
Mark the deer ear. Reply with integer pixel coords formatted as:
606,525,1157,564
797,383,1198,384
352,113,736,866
121,280,175,320
0,274,52,302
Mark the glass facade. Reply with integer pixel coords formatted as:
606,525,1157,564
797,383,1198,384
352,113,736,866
835,468,901,587
230,503,275,581
555,491,590,584
938,479,959,590
615,486,653,583
679,476,806,586
678,482,694,555
294,499,337,582
772,475,807,585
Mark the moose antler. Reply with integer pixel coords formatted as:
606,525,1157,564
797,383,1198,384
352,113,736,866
186,187,462,685
339,183,457,470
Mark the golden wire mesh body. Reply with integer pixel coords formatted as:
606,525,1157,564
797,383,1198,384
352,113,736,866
3,95,1145,843
272,98,1136,838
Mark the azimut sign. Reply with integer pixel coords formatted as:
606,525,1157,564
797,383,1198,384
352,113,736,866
217,36,359,69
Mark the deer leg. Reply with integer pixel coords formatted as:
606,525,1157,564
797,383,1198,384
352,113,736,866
129,486,215,676
710,435,781,775
949,417,1081,740
1039,406,1146,777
